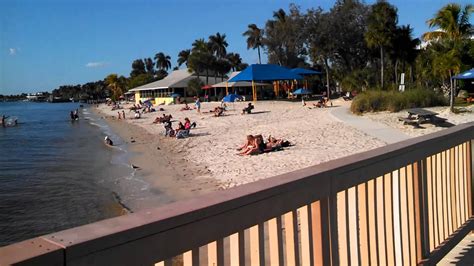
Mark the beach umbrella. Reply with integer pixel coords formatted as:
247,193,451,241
222,94,242,102
292,88,312,95
452,69,474,80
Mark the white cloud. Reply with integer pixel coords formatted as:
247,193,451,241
85,62,108,68
9,48,17,55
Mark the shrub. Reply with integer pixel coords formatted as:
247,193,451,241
350,88,447,114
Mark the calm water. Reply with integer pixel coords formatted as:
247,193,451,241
0,102,139,247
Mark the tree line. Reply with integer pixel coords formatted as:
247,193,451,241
243,1,472,104
49,0,473,105
51,33,248,101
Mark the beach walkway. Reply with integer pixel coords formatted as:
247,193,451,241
330,104,411,144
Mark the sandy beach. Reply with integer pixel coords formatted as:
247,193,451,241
94,100,386,202
361,105,474,137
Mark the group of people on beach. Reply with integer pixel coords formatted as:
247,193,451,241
117,110,126,120
164,117,196,139
237,134,290,156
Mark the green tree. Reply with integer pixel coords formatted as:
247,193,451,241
365,0,398,89
209,32,228,58
144,58,155,75
186,78,204,97
188,38,214,84
264,6,307,67
177,49,190,67
243,24,264,64
226,53,243,72
130,59,146,77
422,3,473,111
105,74,127,101
389,25,420,84
154,52,171,71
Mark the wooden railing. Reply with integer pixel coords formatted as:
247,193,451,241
1,123,474,266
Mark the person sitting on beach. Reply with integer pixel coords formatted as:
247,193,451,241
164,120,174,137
104,136,114,146
242,103,255,114
239,135,265,155
237,135,255,152
134,111,141,119
213,106,225,117
180,103,191,111
173,122,185,137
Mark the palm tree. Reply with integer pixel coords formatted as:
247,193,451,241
189,39,214,84
422,4,473,42
273,8,287,23
192,38,209,52
365,1,398,89
208,32,228,58
422,3,473,111
105,74,125,101
389,25,420,83
177,49,190,67
154,52,171,71
243,24,264,64
226,53,243,72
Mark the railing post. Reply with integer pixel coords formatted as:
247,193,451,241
328,194,339,266
469,141,474,217
414,159,430,264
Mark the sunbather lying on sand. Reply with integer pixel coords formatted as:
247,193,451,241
213,106,225,117
153,114,172,124
238,135,265,155
237,135,291,155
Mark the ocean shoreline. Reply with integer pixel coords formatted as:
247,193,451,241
92,105,222,211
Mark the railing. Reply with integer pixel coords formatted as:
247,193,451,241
1,123,474,266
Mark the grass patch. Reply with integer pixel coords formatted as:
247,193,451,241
350,89,447,114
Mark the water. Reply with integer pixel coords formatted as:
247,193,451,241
0,102,137,247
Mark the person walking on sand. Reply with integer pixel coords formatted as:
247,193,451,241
194,96,201,113
118,111,122,119
122,110,126,120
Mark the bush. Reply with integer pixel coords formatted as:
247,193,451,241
350,88,447,114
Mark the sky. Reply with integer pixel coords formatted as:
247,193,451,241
1,0,472,95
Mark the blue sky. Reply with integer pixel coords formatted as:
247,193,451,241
1,0,472,95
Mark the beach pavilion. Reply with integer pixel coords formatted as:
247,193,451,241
128,69,221,105
228,64,302,101
211,71,270,99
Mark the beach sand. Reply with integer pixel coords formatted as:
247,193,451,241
95,100,385,204
361,105,474,137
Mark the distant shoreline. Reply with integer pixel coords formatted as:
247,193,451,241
92,105,221,211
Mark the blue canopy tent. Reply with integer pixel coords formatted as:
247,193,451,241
291,68,322,90
228,64,303,101
291,68,322,76
292,88,312,95
452,69,474,80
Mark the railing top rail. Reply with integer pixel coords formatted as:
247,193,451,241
1,122,474,265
